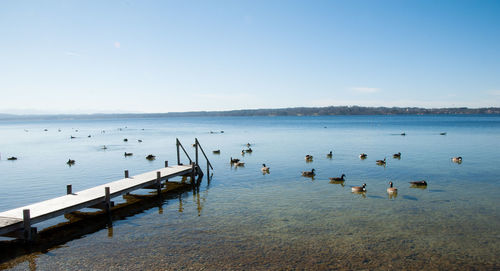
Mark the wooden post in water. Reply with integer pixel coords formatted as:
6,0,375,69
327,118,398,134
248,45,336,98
176,139,180,165
165,160,168,168
156,171,161,194
104,187,111,213
67,185,72,195
23,209,31,241
191,162,196,187
124,170,129,178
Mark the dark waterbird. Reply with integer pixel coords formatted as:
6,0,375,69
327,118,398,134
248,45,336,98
302,169,315,177
67,159,75,165
393,152,401,159
387,181,397,194
327,151,333,158
7,156,18,160
409,180,427,187
124,152,133,157
351,183,366,192
376,158,386,165
146,154,156,160
230,157,240,164
359,153,367,159
329,174,345,182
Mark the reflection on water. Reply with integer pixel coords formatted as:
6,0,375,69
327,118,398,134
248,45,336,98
0,115,499,270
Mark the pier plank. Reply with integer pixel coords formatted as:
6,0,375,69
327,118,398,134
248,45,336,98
0,165,192,236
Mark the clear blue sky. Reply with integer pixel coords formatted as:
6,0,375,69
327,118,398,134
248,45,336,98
1,0,499,114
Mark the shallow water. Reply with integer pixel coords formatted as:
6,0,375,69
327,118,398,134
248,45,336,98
0,115,499,270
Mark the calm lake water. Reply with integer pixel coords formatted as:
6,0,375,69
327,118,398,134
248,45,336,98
0,115,499,270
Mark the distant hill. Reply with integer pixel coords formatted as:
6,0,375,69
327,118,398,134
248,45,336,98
0,106,499,121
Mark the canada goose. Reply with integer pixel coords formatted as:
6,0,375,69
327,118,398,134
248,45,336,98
234,161,245,167
440,132,447,135
305,155,313,161
123,138,128,142
376,158,386,165
329,174,345,182
352,183,366,192
245,148,253,153
387,181,397,194
401,132,406,136
246,143,251,147
327,151,333,158
146,154,156,160
241,150,245,155
212,150,220,154
7,157,17,160
393,152,401,158
451,157,462,163
359,153,367,159
67,159,75,165
230,157,240,164
302,169,315,177
261,163,270,172
409,180,427,186
124,152,133,156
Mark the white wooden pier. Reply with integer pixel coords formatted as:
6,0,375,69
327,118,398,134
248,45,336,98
0,138,213,241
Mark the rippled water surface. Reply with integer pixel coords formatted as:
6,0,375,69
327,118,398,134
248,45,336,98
0,115,499,270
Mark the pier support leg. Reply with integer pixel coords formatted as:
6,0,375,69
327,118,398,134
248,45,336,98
23,209,32,241
165,161,168,168
124,170,129,178
156,171,162,195
191,162,196,188
67,184,72,195
105,187,111,213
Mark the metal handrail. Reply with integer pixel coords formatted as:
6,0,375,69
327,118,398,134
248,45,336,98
195,138,213,170
176,138,192,165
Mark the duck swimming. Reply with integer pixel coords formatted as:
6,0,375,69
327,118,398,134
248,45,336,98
124,152,133,156
329,174,345,182
230,157,240,164
393,152,401,159
376,158,386,165
359,153,367,159
305,155,313,161
212,150,221,154
451,157,462,163
327,151,333,158
302,169,315,177
409,180,427,187
352,183,366,192
261,163,270,172
7,157,18,160
387,181,397,194
67,159,75,165
146,154,156,160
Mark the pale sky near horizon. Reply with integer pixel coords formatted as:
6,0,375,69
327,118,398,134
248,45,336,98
1,0,499,114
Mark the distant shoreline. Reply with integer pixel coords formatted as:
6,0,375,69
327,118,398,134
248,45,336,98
0,106,499,121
